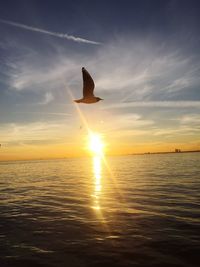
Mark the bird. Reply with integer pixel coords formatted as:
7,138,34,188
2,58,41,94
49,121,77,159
74,67,103,104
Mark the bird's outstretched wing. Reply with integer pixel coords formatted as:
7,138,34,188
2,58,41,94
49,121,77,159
82,67,95,97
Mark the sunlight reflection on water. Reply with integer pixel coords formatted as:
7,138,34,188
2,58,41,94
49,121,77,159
92,155,102,211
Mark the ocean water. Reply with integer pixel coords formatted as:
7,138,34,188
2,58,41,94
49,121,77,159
0,153,200,267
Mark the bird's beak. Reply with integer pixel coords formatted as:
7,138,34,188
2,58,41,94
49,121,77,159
100,98,104,100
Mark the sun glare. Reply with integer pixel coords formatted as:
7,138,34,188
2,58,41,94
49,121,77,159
89,132,104,155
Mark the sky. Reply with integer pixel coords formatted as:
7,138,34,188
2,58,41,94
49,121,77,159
0,0,200,160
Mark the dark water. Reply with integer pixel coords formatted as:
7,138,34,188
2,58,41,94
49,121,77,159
0,153,200,267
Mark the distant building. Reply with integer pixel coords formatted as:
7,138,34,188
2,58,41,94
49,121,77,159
175,149,181,153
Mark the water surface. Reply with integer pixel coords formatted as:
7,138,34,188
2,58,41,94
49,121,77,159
0,153,200,267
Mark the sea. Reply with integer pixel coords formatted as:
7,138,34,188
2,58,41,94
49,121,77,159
0,153,200,267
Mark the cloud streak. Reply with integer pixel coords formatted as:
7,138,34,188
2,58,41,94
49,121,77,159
0,19,101,45
104,101,200,109
0,121,72,143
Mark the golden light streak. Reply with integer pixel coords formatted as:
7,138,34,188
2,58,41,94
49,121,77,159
67,86,123,201
67,86,122,198
67,87,90,133
92,155,102,210
67,86,121,239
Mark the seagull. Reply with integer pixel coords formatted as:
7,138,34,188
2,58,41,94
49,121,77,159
74,67,103,104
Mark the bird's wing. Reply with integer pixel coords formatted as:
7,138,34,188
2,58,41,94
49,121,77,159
82,67,95,97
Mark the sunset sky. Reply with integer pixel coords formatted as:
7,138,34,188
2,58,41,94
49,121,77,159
0,0,200,160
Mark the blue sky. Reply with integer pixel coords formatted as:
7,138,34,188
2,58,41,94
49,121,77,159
0,0,200,159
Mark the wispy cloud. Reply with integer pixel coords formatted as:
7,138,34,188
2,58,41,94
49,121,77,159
0,121,72,144
8,55,79,91
103,101,200,109
152,126,200,137
180,114,200,125
16,111,71,117
5,37,200,100
0,19,101,45
38,92,54,105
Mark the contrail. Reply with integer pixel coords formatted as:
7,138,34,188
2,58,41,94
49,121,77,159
0,19,101,45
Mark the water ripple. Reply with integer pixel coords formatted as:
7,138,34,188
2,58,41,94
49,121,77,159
0,153,200,266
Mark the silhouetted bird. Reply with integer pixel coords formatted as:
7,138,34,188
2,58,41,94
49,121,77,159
74,67,103,104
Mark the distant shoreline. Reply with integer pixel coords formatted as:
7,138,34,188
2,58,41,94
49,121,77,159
130,150,200,156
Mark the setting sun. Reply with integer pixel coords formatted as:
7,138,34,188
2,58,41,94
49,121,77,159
88,132,104,155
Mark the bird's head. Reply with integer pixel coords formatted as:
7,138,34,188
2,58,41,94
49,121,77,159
96,97,104,102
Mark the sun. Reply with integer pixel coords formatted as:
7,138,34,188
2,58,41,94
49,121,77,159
88,132,104,155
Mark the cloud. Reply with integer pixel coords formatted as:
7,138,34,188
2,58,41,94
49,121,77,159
38,92,54,105
0,19,101,45
4,36,200,102
16,111,71,117
97,112,155,139
180,114,200,125
152,126,200,137
0,121,73,145
109,113,154,129
103,101,200,109
8,55,79,91
5,139,65,147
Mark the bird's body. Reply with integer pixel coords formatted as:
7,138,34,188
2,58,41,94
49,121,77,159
74,97,101,104
74,67,103,104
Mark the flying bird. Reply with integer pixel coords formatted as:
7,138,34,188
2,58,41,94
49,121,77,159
74,67,103,104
